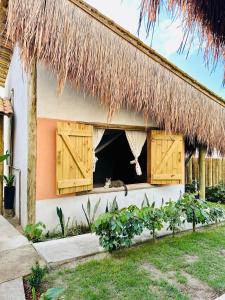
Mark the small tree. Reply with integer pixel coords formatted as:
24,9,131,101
140,202,164,240
208,203,225,224
177,193,210,232
163,200,184,237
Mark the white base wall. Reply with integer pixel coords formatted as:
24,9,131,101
36,185,184,231
4,47,28,227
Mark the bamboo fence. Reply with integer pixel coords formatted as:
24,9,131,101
185,157,225,186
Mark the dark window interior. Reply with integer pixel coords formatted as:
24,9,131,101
94,129,147,187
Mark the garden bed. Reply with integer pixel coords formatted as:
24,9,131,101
40,224,225,300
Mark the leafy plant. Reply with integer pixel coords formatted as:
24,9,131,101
93,206,144,251
141,193,151,208
105,197,119,213
82,198,101,229
40,288,65,300
3,175,15,187
163,200,184,237
56,207,66,237
185,180,198,194
24,222,46,242
206,183,225,203
32,287,37,300
208,203,225,224
177,193,210,232
140,202,164,240
0,151,10,162
28,262,48,289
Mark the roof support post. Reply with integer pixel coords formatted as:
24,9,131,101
27,60,37,225
199,145,207,200
187,157,193,184
208,158,213,187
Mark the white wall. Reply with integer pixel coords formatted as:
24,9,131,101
37,64,155,126
36,184,184,231
4,47,28,227
36,64,185,230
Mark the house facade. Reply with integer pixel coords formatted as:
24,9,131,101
3,51,184,229
1,0,225,229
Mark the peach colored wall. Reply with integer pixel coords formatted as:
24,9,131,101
37,118,62,200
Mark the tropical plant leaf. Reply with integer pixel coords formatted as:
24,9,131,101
92,198,101,223
40,288,65,300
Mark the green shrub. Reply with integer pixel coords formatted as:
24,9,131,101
28,262,48,289
206,183,225,203
185,181,198,194
105,197,119,213
3,175,15,187
93,205,144,251
177,193,210,232
94,194,225,252
139,202,164,240
208,203,225,223
163,200,184,237
24,222,46,242
82,198,101,230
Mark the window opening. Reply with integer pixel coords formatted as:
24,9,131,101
93,129,147,188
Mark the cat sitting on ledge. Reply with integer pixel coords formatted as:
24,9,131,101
104,178,128,196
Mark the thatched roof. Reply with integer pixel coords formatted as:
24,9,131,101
139,0,225,79
0,97,13,115
5,0,225,152
0,0,12,87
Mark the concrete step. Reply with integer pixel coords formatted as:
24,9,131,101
0,216,29,252
0,278,25,300
0,244,46,284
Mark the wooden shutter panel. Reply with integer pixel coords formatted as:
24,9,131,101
148,130,184,185
56,122,93,195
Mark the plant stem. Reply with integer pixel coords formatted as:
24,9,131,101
193,210,196,232
152,227,155,241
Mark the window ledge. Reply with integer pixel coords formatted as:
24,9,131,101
86,183,153,195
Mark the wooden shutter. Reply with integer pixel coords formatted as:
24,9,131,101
148,130,184,185
56,122,93,195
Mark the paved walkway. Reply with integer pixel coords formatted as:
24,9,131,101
0,278,25,300
0,216,45,300
0,216,28,252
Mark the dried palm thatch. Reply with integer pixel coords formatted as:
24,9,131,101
139,0,225,78
0,0,12,87
6,0,225,152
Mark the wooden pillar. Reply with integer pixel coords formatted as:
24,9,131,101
187,157,193,184
27,61,37,224
208,158,213,187
199,145,207,200
192,157,198,183
219,158,222,184
0,116,3,214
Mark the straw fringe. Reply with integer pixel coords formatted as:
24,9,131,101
6,0,225,152
139,0,225,79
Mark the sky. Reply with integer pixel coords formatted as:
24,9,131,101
86,0,225,99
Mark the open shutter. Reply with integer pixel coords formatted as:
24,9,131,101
148,130,184,185
56,121,93,195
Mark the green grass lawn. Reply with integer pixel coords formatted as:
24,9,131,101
44,225,225,300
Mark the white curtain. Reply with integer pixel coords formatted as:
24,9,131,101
125,131,147,176
93,128,105,172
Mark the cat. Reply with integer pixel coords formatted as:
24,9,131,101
104,178,128,196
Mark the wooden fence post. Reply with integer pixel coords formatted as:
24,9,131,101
27,61,37,225
199,145,207,200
